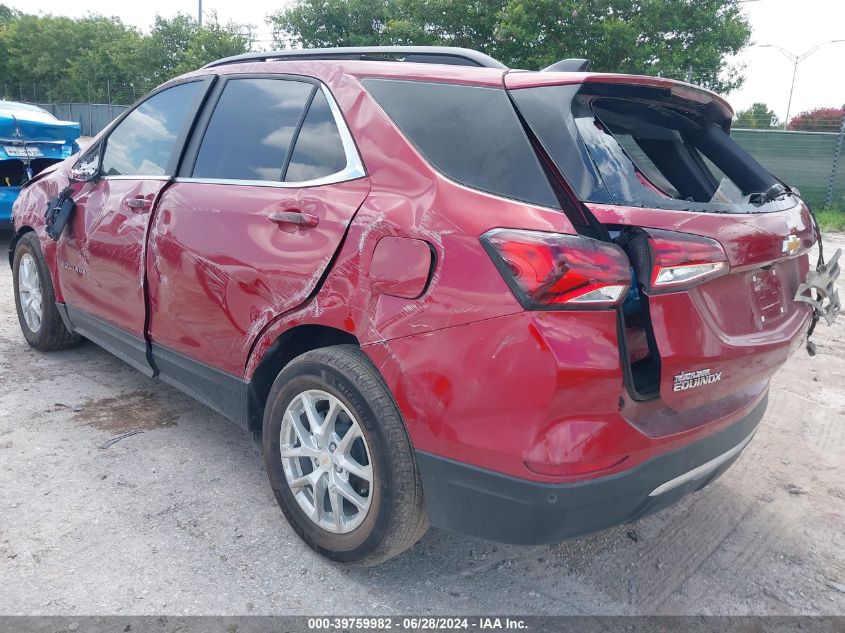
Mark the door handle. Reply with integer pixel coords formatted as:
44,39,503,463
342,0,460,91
126,197,151,210
268,210,319,228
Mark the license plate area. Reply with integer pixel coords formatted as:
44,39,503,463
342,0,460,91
750,268,785,325
4,146,43,158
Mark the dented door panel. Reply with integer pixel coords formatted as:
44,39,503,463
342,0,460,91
57,178,167,337
145,179,370,375
243,79,585,380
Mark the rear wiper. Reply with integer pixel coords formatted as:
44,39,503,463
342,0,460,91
749,183,790,205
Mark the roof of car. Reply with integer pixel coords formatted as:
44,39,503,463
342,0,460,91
175,47,732,118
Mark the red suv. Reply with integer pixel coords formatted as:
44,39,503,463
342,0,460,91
9,47,836,564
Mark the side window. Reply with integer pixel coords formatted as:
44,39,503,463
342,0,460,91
362,78,559,209
284,90,347,182
192,78,314,182
101,82,203,177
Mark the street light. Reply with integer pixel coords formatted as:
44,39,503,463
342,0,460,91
758,40,845,129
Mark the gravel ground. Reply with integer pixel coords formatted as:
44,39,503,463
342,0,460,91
0,229,843,616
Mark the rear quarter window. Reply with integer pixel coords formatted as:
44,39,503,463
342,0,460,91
362,78,559,209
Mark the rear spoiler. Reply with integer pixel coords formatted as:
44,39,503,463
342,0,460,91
505,72,733,123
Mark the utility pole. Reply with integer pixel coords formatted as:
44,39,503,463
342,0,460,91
784,55,798,131
198,0,202,26
759,40,845,130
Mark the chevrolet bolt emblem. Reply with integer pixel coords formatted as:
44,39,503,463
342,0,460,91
782,234,800,255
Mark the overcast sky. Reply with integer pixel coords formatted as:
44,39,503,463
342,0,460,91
9,0,845,120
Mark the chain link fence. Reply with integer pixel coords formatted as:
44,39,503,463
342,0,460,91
2,81,157,109
2,81,155,136
733,126,845,210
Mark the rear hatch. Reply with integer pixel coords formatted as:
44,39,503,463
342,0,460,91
506,73,815,414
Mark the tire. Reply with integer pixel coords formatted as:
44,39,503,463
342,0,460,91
262,345,428,564
12,232,80,351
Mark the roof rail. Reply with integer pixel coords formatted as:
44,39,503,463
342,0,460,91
202,46,508,70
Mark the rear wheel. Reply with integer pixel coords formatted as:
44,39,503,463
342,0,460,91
12,232,80,351
262,345,427,564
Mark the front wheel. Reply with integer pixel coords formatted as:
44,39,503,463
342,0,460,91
262,345,428,564
12,232,80,351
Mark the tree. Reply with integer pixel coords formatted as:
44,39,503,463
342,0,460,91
179,14,251,75
119,13,249,85
0,3,20,83
272,0,393,47
0,13,142,102
0,9,249,103
0,4,19,24
734,103,777,129
270,0,752,92
787,106,845,133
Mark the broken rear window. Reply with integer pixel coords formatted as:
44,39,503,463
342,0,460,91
511,85,798,213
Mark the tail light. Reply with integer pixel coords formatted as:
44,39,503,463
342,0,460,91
644,229,728,293
481,229,631,310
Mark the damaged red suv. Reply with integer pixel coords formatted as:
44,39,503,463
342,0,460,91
9,47,840,564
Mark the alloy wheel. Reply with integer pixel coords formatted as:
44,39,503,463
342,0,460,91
280,389,374,534
18,253,43,333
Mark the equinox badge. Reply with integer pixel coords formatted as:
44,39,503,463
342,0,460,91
673,368,722,392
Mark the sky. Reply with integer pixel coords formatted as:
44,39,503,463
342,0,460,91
728,0,844,121
8,0,845,121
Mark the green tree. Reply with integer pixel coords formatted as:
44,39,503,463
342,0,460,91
0,9,249,103
0,13,142,102
734,103,777,129
0,3,19,85
179,14,251,74
137,13,248,84
271,0,504,50
387,1,503,51
271,0,394,47
0,4,19,24
496,0,750,91
140,14,199,83
271,0,752,92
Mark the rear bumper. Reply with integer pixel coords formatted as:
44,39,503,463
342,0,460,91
418,392,766,545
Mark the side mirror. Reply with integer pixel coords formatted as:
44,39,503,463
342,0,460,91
69,147,101,182
69,162,99,182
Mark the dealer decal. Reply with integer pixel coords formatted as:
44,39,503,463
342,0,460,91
673,368,722,392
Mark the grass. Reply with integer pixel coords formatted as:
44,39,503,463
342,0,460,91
815,207,845,233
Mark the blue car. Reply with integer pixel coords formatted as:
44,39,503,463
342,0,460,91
1,101,80,229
